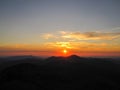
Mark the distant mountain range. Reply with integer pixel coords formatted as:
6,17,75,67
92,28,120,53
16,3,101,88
0,55,120,89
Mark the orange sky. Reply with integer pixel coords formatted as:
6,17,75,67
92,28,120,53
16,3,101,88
0,31,120,57
0,40,120,57
1,50,120,57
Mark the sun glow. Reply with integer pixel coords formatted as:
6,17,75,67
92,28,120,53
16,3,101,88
63,49,67,54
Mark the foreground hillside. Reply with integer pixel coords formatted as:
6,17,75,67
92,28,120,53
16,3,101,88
0,55,120,90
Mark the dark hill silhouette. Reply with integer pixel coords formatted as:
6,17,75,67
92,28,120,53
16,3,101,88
68,54,85,59
0,55,120,90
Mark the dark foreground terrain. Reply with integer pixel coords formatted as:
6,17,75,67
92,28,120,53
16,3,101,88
0,55,120,90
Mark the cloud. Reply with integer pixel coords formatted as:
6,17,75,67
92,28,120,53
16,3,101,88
41,31,120,41
111,27,120,31
55,42,73,49
44,42,73,49
41,33,56,39
44,41,110,50
0,41,120,53
62,32,120,40
58,31,68,35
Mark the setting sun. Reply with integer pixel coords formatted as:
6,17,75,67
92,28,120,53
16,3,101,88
63,49,67,54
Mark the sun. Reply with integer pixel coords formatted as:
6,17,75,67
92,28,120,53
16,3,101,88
63,49,67,54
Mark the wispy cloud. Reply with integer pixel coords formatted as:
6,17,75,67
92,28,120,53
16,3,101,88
41,33,56,39
111,27,120,31
0,41,120,56
39,31,120,53
1,30,120,55
41,31,120,41
62,32,120,40
44,41,120,52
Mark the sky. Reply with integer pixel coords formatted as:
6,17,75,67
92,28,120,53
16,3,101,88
0,0,120,57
